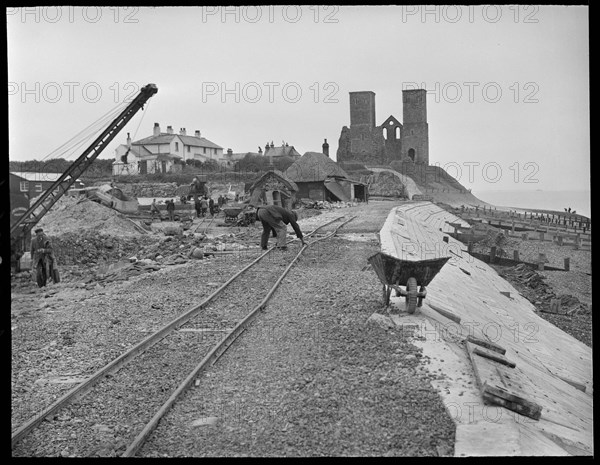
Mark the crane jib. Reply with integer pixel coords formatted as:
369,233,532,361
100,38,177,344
10,84,158,240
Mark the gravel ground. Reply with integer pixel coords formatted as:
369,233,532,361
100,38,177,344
13,247,302,457
138,209,455,457
11,256,257,435
17,199,590,456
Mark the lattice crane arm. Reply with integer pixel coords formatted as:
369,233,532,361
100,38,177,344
10,83,158,243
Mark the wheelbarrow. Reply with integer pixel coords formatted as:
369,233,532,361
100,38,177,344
367,252,450,314
222,206,244,224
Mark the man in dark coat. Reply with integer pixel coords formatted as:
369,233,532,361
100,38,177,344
194,198,202,219
253,204,306,250
209,197,215,216
31,227,56,286
166,199,175,221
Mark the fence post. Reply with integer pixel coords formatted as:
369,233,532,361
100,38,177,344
513,250,520,261
564,257,570,271
490,246,497,263
537,253,546,271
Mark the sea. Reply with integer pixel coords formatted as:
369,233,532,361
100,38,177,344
474,190,591,219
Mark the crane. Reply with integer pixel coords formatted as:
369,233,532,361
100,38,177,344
10,83,158,255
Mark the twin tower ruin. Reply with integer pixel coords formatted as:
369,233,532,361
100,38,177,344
336,89,429,165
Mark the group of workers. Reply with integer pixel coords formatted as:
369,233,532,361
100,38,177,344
150,196,306,250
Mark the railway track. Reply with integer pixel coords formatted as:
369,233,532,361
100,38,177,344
12,215,354,457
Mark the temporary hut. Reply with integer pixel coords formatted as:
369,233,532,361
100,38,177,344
247,169,298,209
285,152,367,202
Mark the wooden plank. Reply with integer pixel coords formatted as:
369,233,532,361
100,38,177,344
427,302,461,323
466,335,506,355
483,382,542,420
466,342,541,420
556,376,587,393
472,345,516,368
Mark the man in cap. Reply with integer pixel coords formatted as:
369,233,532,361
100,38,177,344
30,227,56,286
251,204,306,250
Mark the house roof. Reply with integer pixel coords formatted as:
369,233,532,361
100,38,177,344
264,145,302,158
249,169,299,193
11,172,81,182
133,133,223,150
324,179,351,202
285,152,349,183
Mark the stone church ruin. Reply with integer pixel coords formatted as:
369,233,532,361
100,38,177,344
336,89,429,166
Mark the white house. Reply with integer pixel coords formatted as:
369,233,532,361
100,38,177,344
112,123,224,175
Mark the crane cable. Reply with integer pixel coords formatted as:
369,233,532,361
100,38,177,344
38,99,130,162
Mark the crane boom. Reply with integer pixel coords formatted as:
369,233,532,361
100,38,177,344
10,83,158,242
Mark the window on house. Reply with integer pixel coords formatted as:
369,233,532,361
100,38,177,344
187,146,190,152
35,184,43,192
20,181,29,192
175,142,179,151
203,148,206,154
214,148,217,155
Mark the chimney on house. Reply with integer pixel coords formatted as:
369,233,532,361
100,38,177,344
227,148,233,155
265,142,270,154
167,125,173,134
322,138,329,157
153,122,160,136
195,130,201,137
126,132,131,147
180,128,186,136
258,146,263,154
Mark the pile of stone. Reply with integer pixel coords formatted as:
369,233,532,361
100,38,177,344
37,195,142,237
119,182,179,198
95,260,162,284
51,231,155,266
367,171,408,198
301,199,356,210
499,263,588,315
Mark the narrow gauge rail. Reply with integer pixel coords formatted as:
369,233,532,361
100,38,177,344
12,216,352,456
123,216,355,457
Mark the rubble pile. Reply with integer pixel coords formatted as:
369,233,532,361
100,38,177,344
499,263,589,315
50,231,155,266
119,182,179,198
367,171,408,198
37,195,142,236
95,260,163,284
300,199,357,210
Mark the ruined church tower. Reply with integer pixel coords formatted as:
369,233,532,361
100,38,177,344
401,89,429,165
336,88,429,165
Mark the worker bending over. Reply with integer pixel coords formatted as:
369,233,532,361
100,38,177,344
253,204,306,250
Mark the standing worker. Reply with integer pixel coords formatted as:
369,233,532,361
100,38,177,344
209,197,215,216
150,199,161,219
200,196,209,217
252,204,306,250
30,227,57,287
166,199,175,221
194,197,202,219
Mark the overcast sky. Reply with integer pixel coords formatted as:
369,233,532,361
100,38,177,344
7,5,589,193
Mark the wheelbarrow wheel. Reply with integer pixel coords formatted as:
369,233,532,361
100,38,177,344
382,284,391,307
405,277,418,314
